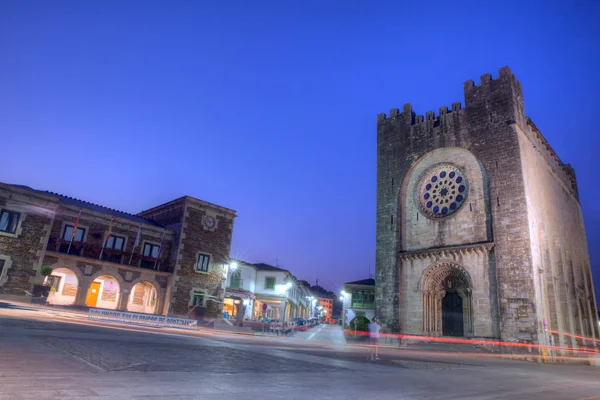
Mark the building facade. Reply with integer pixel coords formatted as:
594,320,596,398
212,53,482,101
0,183,236,319
342,278,375,324
223,262,312,322
375,67,599,352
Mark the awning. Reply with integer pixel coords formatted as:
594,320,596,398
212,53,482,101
225,289,256,300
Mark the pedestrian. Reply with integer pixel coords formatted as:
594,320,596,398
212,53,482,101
368,317,380,360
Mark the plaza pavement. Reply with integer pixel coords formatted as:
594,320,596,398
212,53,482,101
1,300,599,400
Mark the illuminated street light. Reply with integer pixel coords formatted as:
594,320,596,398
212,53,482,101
229,262,238,271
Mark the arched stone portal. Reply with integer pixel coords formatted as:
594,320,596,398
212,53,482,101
85,275,121,310
127,281,158,314
420,263,473,337
46,268,79,306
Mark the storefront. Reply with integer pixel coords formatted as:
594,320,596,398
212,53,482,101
252,298,286,321
223,289,255,320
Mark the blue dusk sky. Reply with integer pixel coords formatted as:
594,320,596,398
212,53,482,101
1,1,599,296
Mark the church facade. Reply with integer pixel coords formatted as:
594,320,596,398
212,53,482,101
375,67,598,351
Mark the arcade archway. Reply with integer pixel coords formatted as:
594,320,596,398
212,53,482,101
127,281,158,314
85,275,121,309
46,268,79,306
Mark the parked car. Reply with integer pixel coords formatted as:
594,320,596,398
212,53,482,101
291,317,308,326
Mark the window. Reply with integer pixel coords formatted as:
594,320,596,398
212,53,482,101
192,290,205,307
62,225,85,242
141,243,160,269
143,243,160,258
230,269,242,289
352,290,374,307
0,210,19,234
105,235,125,251
0,259,5,278
265,277,275,290
196,253,210,272
59,224,86,255
102,235,125,263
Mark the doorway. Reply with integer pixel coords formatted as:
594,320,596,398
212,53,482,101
86,281,101,307
442,292,464,336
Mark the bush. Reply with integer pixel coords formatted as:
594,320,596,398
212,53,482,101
346,315,371,340
39,265,53,277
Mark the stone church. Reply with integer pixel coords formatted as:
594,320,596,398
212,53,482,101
375,67,599,351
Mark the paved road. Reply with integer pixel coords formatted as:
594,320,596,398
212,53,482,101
1,301,599,400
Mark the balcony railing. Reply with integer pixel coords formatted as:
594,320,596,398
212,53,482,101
351,301,375,308
47,236,174,273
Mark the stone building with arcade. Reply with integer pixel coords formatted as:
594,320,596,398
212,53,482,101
375,67,599,352
0,182,236,318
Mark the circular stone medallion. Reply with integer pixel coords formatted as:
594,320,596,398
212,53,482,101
417,164,469,219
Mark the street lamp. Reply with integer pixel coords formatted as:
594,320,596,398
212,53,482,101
223,261,239,279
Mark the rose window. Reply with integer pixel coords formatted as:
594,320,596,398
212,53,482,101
418,165,468,218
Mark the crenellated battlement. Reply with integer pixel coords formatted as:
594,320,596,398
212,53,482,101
378,66,517,125
463,66,515,91
377,101,464,126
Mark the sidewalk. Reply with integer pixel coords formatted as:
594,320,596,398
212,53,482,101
0,300,327,344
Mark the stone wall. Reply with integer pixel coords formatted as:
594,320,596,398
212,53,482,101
170,200,235,317
0,185,58,295
139,197,237,318
516,122,599,347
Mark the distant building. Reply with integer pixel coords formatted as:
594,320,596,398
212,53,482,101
343,278,375,324
318,297,333,322
0,182,236,319
223,262,312,322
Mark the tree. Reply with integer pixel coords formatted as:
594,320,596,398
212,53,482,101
40,265,53,286
39,265,53,277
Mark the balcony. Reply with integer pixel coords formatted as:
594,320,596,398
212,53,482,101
47,236,174,273
351,301,375,308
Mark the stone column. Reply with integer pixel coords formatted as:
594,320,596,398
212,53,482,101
424,293,432,334
74,285,88,307
118,290,130,311
75,275,93,306
422,293,428,333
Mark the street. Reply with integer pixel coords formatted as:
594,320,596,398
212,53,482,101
1,302,599,400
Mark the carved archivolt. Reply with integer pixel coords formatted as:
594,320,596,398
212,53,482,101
419,262,471,293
